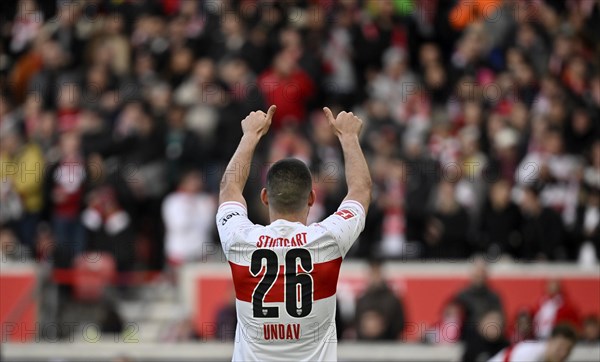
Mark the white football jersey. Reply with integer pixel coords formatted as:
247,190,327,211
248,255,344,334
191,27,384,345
216,200,366,362
488,341,548,362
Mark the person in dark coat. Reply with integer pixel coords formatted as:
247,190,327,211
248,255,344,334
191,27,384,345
567,185,600,260
355,259,405,341
462,309,510,362
478,179,522,258
81,154,136,275
454,258,504,342
423,180,470,259
164,104,203,190
519,186,566,260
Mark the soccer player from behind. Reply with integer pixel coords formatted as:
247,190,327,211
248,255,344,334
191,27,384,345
217,105,371,361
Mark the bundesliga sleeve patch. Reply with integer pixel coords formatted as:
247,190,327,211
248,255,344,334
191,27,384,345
335,209,356,220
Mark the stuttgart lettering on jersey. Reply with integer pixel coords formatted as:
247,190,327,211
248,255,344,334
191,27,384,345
256,232,307,248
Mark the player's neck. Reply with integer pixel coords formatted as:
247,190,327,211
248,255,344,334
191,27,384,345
269,211,308,225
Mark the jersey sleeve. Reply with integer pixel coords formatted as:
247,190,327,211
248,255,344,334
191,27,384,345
318,200,366,258
216,201,257,258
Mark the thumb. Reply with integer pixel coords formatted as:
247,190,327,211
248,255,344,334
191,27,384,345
266,105,277,121
323,107,335,123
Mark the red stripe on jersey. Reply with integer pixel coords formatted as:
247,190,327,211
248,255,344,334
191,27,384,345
229,257,342,303
503,345,515,362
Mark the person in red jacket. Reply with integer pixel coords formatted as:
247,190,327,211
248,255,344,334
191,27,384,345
258,48,315,130
532,279,580,340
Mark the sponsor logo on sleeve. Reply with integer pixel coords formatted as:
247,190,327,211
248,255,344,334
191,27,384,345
335,209,355,220
220,212,241,225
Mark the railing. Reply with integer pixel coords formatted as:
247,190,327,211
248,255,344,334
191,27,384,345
2,341,599,361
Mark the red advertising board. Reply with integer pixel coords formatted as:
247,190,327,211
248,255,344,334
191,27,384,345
188,264,600,341
0,267,37,342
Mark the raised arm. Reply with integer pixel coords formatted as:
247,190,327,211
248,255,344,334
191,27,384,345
323,107,372,212
219,105,276,207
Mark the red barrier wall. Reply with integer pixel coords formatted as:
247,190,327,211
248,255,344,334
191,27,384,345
0,270,37,342
193,272,600,341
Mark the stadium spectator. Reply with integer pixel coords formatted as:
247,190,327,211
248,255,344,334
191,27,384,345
55,82,82,132
582,140,600,196
43,131,87,260
322,6,357,109
0,226,29,263
478,179,522,258
461,309,509,362
454,258,504,341
581,315,600,344
423,180,470,259
81,154,136,276
402,133,438,246
27,40,68,110
114,101,167,269
258,48,315,129
80,64,120,116
375,158,410,258
162,170,216,266
164,104,203,189
31,110,58,157
422,301,462,345
214,293,237,342
355,259,405,341
569,184,600,262
0,123,45,251
519,186,567,260
532,280,580,340
369,47,418,124
78,108,112,158
219,57,266,118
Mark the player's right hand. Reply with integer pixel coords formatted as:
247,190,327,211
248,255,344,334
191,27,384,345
323,107,363,138
242,105,276,137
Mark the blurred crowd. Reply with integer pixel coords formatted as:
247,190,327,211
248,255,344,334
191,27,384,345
1,0,599,350
1,0,600,287
347,259,599,360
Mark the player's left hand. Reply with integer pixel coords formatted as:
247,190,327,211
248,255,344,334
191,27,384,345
242,105,276,137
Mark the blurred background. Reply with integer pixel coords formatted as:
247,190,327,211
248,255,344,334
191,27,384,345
0,0,599,361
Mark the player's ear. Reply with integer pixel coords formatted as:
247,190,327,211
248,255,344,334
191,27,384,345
260,188,269,206
308,189,316,207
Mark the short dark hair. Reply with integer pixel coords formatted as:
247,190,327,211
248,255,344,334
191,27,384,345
551,324,578,342
266,158,312,213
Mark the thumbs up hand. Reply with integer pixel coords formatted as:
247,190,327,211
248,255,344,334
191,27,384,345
241,105,277,138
